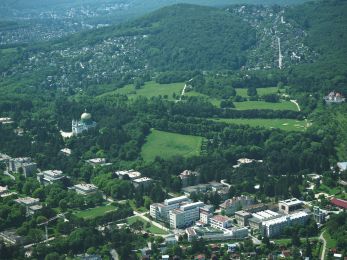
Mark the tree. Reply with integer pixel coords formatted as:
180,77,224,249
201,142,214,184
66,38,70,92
247,87,257,97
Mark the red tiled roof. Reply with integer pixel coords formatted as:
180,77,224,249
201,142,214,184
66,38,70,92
331,198,347,209
211,215,230,223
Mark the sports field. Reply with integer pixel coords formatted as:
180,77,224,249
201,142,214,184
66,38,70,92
141,129,203,162
233,100,298,111
235,87,280,97
74,204,117,219
98,81,184,100
212,118,307,131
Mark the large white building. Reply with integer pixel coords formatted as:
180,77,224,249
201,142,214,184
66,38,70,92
37,170,65,185
169,201,204,229
210,215,232,230
220,195,254,215
72,110,96,136
150,196,191,221
261,211,310,238
116,170,142,180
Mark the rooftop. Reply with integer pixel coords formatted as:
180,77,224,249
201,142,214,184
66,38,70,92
133,177,152,183
74,183,98,191
330,198,347,209
116,170,141,179
279,198,303,206
15,197,40,205
211,215,230,223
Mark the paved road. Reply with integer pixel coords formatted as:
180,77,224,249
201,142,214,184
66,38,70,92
319,230,327,260
290,99,301,111
110,249,119,260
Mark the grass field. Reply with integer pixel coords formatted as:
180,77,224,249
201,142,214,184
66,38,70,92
236,87,280,97
98,81,184,101
233,100,298,111
141,129,203,162
127,216,168,235
212,118,307,131
74,204,117,219
185,91,221,106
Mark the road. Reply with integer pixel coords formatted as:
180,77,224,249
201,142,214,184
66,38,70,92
319,230,327,260
249,234,261,245
220,179,231,188
110,249,119,260
290,99,301,111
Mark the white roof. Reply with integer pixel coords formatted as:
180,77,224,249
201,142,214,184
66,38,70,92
279,198,303,206
116,170,141,178
0,186,8,193
164,195,189,205
74,183,98,191
15,197,39,205
42,170,63,177
337,162,347,171
133,177,152,183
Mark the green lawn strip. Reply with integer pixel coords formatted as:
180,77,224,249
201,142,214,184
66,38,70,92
185,91,221,106
233,100,298,111
273,237,319,246
127,216,168,235
74,204,117,219
212,118,306,131
323,231,337,252
97,81,184,101
236,87,280,97
129,199,148,213
141,129,204,162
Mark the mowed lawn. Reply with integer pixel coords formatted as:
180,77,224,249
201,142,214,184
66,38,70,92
233,100,298,111
127,216,168,235
141,129,203,162
98,81,184,100
212,118,307,131
74,204,117,219
236,87,280,97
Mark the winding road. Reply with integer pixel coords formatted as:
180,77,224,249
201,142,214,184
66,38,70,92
319,230,327,260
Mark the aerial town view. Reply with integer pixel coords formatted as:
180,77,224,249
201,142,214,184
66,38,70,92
0,0,346,259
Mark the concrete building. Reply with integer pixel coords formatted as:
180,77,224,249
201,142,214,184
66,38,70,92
220,195,254,215
278,198,303,214
7,157,37,177
210,215,232,230
60,148,72,156
244,203,268,213
249,210,280,229
235,210,252,227
324,91,346,104
199,208,213,225
132,177,153,188
14,197,42,215
231,227,249,239
37,170,65,185
74,183,98,195
313,206,326,224
179,170,200,188
0,230,25,245
72,110,96,136
116,170,141,180
262,211,310,238
169,201,204,229
150,196,191,221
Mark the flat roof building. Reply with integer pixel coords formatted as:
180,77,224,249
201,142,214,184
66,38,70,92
116,170,142,180
220,195,254,215
278,198,303,214
169,201,204,229
37,170,65,185
235,210,252,227
210,215,232,230
74,183,98,195
132,177,153,188
7,157,37,178
150,196,191,222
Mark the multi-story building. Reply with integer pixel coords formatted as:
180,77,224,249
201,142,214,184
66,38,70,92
313,206,326,224
235,210,252,227
14,197,42,215
74,183,98,195
7,157,37,177
220,195,254,215
199,208,213,225
249,210,280,230
261,211,310,238
150,196,191,221
132,177,153,188
231,227,249,239
278,198,303,214
179,170,200,188
169,201,204,229
243,203,268,213
37,170,65,185
210,215,232,230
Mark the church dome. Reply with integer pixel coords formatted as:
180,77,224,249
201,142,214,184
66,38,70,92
81,111,92,121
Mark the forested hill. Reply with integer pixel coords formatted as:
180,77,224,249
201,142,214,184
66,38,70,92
128,4,256,70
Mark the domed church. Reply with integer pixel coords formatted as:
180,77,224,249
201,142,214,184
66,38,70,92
72,109,96,135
